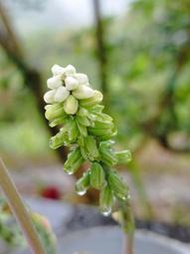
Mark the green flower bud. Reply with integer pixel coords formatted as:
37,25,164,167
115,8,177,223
65,118,78,142
95,113,113,123
90,162,106,189
76,120,88,136
108,171,129,200
79,90,103,108
80,146,89,160
84,136,99,160
64,95,78,115
45,104,65,121
90,105,105,114
88,119,115,140
100,185,114,216
76,115,91,127
99,143,118,166
49,117,65,127
93,120,114,130
77,107,90,117
115,150,132,164
77,107,97,122
49,130,66,149
88,126,115,140
75,170,90,196
64,147,84,175
78,136,85,147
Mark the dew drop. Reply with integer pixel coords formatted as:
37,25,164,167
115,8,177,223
76,189,87,196
67,171,74,175
101,208,112,217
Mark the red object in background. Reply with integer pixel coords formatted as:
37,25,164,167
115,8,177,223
41,186,61,200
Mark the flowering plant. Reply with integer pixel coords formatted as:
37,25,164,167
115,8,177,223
44,64,133,217
0,64,134,254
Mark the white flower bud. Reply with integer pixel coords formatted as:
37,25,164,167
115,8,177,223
75,73,89,85
65,64,76,75
44,90,56,104
54,86,70,103
72,85,95,99
79,90,103,107
64,95,78,115
65,76,79,91
51,64,65,76
47,75,62,89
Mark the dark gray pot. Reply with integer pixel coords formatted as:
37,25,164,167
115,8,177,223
15,226,189,254
1,198,189,254
55,226,189,254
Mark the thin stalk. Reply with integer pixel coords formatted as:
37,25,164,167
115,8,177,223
123,232,134,254
119,197,135,254
0,158,45,254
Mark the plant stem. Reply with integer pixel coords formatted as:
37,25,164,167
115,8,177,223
123,231,134,254
0,158,45,254
119,197,135,254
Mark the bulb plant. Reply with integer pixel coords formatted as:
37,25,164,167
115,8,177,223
44,64,135,254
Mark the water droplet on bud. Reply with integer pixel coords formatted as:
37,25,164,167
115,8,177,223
76,189,87,196
67,171,74,175
101,208,112,216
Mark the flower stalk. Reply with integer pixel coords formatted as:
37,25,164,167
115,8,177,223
0,158,45,254
119,197,135,254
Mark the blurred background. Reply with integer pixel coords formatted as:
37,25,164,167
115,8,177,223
0,0,190,234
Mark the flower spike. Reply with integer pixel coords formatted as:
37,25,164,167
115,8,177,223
44,64,132,215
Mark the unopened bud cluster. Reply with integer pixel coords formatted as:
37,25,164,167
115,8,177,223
44,64,132,215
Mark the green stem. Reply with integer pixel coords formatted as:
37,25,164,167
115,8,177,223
119,197,135,254
0,158,45,254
